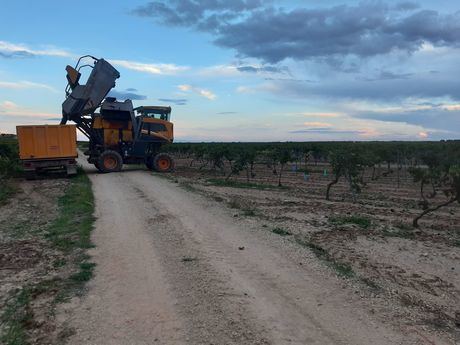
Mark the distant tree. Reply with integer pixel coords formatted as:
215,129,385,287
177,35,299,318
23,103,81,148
409,144,460,227
326,147,367,202
266,148,293,187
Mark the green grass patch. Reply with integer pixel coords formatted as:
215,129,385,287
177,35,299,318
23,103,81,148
295,237,355,278
272,227,292,236
0,278,68,344
207,178,288,190
0,288,31,345
329,215,372,229
76,141,89,150
45,170,96,296
45,171,95,252
70,262,96,283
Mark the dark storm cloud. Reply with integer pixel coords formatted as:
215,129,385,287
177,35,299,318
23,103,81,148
126,87,138,92
133,0,267,32
158,98,188,105
109,89,147,100
215,6,460,63
133,2,460,63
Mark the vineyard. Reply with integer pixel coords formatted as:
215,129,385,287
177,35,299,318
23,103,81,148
161,141,460,339
164,141,460,228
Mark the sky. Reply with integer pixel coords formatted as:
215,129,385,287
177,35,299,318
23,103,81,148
1,0,460,142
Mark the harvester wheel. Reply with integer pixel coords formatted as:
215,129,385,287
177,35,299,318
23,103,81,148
98,150,123,173
153,153,174,172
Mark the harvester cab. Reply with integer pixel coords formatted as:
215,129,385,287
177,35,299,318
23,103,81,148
61,56,174,173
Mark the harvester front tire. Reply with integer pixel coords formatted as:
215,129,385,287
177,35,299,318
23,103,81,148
98,150,123,173
153,153,174,172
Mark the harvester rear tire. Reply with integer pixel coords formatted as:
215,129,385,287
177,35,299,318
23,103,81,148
153,153,174,172
98,150,123,173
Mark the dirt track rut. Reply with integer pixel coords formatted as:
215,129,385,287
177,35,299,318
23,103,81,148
64,160,441,345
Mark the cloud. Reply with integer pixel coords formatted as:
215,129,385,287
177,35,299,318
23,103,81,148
0,40,71,58
158,98,188,105
0,102,61,121
351,106,460,131
236,83,280,94
108,89,147,100
393,1,421,11
178,84,216,100
178,84,192,92
216,111,237,115
197,64,240,77
258,71,460,102
418,131,428,138
303,121,332,128
132,0,267,32
1,101,18,110
296,112,343,118
0,80,56,91
197,63,290,78
134,2,460,64
110,59,189,75
236,65,290,74
360,71,414,82
289,128,362,135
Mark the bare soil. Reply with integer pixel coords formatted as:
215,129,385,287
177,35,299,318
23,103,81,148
0,178,73,344
62,156,459,344
165,158,460,343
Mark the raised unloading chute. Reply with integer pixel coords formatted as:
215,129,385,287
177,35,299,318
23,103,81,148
61,56,120,138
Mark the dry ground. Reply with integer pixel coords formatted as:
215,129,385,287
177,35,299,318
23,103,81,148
0,178,71,343
164,158,460,344
0,171,94,345
3,155,458,344
61,155,459,344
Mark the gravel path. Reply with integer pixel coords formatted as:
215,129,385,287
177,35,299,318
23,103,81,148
64,159,444,344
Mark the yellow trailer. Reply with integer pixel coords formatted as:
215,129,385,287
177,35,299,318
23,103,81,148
16,125,78,178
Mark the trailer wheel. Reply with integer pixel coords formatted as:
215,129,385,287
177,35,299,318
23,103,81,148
153,153,174,172
98,150,123,173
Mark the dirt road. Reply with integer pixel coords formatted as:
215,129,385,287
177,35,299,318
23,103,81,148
64,160,446,345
